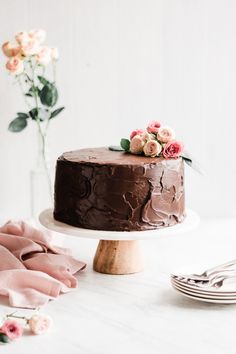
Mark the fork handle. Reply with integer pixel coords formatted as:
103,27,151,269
209,269,236,286
205,259,236,277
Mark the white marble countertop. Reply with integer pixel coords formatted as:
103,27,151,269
1,217,236,354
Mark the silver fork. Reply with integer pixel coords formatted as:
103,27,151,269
194,270,236,288
172,259,236,283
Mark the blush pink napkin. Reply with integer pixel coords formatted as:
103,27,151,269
0,220,86,308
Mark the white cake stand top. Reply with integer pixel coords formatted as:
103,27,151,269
39,208,199,241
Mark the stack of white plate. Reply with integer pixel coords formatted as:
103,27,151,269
171,271,236,304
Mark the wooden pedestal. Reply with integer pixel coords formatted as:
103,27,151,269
93,240,144,275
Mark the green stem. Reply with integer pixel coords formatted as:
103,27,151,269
6,314,28,324
17,75,32,109
29,59,52,200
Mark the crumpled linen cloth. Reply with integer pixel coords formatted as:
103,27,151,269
0,220,86,308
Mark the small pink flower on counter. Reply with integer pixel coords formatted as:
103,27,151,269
0,320,23,340
157,126,175,143
6,57,24,74
28,314,53,335
130,129,145,140
143,140,162,157
2,42,20,57
146,120,161,134
29,29,46,44
163,140,183,159
130,135,145,154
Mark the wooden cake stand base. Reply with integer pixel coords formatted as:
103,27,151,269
93,240,144,275
39,209,199,275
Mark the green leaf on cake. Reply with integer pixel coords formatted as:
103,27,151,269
120,138,130,152
39,83,58,107
50,106,65,119
182,152,204,175
109,145,125,151
8,117,28,132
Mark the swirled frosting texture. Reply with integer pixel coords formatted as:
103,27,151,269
54,147,185,231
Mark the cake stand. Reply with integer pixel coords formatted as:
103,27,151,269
39,209,199,275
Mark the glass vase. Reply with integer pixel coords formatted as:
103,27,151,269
30,130,53,221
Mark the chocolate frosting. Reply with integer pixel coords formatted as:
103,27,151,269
54,147,185,231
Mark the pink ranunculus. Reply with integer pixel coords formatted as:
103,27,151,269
0,320,23,340
21,39,40,56
130,129,145,140
163,140,183,159
29,29,46,44
157,126,175,143
28,314,52,335
146,120,161,134
15,31,30,45
6,57,24,75
50,47,59,60
2,42,21,57
130,135,144,154
143,140,162,157
36,46,52,65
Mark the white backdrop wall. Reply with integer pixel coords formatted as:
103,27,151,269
0,0,236,219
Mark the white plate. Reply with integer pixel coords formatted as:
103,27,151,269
39,208,199,241
171,279,236,299
172,276,236,294
171,282,236,304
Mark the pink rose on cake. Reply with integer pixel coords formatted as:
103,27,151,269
146,120,161,134
130,135,145,154
143,140,162,157
140,131,155,142
130,129,145,140
157,126,175,143
163,140,183,159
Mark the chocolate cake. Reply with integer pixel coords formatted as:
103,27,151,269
53,147,185,231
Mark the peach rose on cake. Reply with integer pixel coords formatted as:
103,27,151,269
157,126,175,143
6,57,24,75
130,135,145,154
130,129,145,140
2,42,21,57
163,140,183,159
146,120,161,134
140,131,155,142
143,140,162,157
